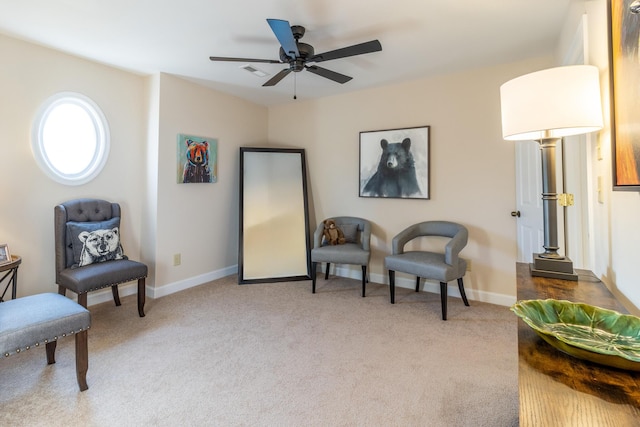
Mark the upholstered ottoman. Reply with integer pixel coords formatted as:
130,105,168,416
0,293,91,391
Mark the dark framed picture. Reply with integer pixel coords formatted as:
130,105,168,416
359,125,430,199
608,0,640,190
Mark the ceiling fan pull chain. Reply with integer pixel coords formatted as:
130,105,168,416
293,72,297,100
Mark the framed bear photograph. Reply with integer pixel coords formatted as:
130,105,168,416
359,125,430,199
177,133,218,184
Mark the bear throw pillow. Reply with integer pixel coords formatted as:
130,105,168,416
66,217,127,268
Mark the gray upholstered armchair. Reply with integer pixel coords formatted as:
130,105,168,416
54,198,148,317
385,221,469,320
311,216,371,297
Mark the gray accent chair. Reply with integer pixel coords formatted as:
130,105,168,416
0,293,91,391
385,221,469,320
311,216,371,296
55,198,148,317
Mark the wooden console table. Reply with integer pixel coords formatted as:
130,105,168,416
516,262,640,426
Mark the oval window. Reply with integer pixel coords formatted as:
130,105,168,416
32,92,110,185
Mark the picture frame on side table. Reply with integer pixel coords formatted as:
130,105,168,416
359,125,430,199
0,244,11,266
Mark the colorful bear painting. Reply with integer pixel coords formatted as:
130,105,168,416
177,134,217,184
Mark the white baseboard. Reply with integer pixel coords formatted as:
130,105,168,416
150,265,238,299
87,263,515,308
330,265,516,307
85,265,238,307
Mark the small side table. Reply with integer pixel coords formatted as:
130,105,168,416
0,255,21,302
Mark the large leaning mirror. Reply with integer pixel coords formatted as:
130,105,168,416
239,147,311,284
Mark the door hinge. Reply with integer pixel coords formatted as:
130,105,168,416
558,193,574,207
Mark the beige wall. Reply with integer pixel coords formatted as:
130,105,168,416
151,74,267,297
568,0,640,313
268,57,552,304
0,34,268,304
0,34,145,298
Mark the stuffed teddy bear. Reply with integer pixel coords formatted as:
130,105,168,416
322,219,346,245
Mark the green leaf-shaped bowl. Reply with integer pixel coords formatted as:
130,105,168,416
511,299,640,371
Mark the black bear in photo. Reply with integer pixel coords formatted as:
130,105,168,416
363,138,420,197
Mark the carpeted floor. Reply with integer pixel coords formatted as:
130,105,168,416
0,275,519,426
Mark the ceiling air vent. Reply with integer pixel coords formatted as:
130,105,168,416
240,65,269,77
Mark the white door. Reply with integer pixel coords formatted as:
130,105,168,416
515,140,544,263
562,134,589,268
515,140,567,263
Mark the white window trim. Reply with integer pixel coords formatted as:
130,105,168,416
31,91,110,186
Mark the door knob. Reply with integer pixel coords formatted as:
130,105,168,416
511,211,521,217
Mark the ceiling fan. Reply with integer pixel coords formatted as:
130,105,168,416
209,19,382,88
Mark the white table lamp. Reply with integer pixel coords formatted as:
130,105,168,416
500,65,603,279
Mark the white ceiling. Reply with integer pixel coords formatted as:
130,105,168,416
0,0,572,106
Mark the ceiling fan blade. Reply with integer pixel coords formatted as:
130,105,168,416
309,40,382,63
209,56,281,64
305,65,352,84
262,68,292,86
267,19,300,59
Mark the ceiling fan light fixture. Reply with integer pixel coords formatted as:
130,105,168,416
210,18,382,89
240,64,269,77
